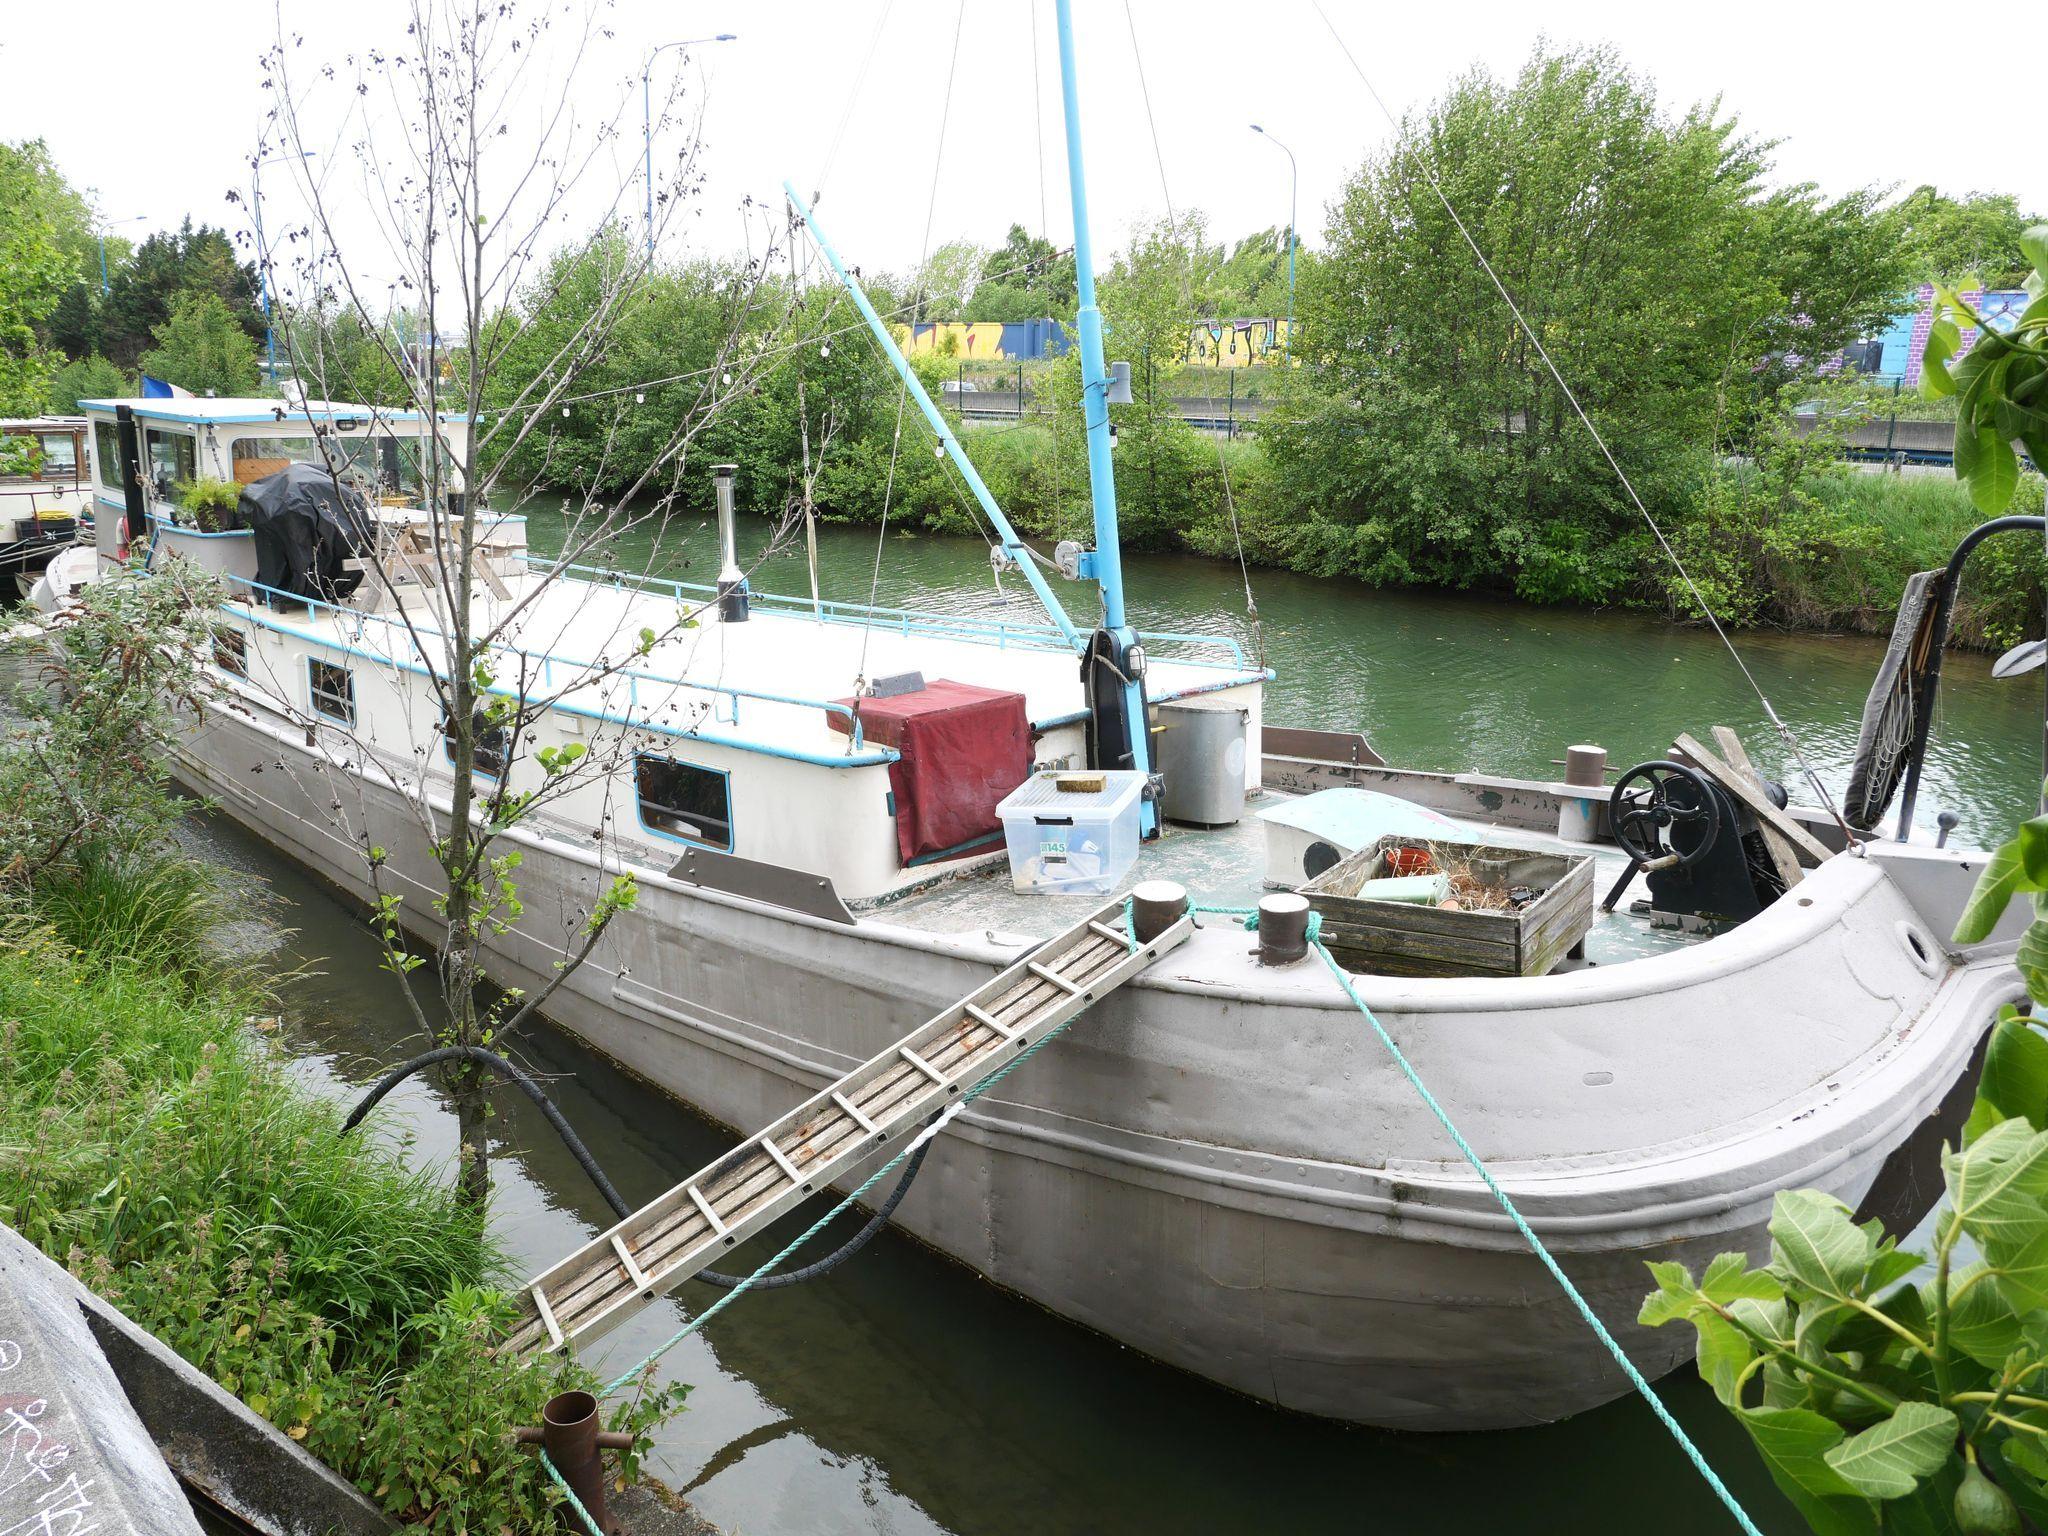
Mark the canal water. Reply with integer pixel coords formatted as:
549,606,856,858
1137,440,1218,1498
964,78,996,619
191,510,2039,1535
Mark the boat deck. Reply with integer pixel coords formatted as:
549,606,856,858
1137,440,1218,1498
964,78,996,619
873,793,1701,967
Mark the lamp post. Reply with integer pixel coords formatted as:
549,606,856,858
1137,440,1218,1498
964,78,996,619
1249,123,1296,360
97,216,149,297
252,150,317,384
643,33,737,264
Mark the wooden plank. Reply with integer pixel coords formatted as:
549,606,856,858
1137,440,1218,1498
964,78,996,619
1674,733,1832,867
1709,725,1805,892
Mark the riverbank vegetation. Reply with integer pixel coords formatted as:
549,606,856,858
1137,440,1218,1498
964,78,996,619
5,46,2043,645
0,571,676,1530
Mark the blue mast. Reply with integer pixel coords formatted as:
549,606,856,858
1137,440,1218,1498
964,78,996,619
1053,0,1157,832
783,182,1083,651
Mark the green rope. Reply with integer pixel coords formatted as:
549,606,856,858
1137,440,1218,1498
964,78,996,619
1305,936,1762,1535
539,1448,607,1536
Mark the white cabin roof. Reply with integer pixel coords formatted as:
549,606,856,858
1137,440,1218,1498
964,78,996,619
78,397,448,427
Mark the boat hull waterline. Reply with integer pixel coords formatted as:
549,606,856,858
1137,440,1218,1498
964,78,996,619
178,700,2021,1431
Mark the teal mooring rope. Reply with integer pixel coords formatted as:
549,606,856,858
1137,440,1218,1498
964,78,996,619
539,1448,607,1536
548,902,1760,1536
1303,932,1763,1535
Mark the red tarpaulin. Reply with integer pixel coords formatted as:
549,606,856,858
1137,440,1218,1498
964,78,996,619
830,679,1033,865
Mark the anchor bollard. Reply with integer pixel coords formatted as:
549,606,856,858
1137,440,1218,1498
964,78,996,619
513,1390,633,1534
1256,894,1311,964
1131,880,1189,944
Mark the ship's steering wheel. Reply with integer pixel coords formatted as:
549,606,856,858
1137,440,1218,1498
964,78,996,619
1609,760,1721,871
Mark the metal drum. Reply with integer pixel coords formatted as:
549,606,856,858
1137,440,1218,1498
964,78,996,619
1157,700,1249,826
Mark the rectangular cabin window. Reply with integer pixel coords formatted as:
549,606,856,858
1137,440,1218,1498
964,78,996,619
635,755,732,851
144,429,195,495
308,658,355,725
36,433,78,479
212,628,247,678
445,717,509,780
94,423,123,494
233,434,417,500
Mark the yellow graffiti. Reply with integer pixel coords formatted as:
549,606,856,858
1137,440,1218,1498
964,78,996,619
1184,318,1292,368
893,322,1010,358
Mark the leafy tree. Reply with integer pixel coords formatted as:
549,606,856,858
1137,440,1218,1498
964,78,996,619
1286,43,1907,606
906,239,986,320
971,223,1075,318
138,291,262,396
103,219,263,369
47,354,129,412
1887,188,2045,290
0,140,85,412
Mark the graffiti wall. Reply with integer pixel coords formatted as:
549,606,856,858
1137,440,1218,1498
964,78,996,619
1875,284,2029,385
1185,318,1292,368
895,319,1070,360
894,315,1295,366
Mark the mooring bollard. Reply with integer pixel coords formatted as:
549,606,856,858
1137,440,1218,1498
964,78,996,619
1256,894,1311,964
1563,744,1608,788
1131,880,1189,944
513,1390,634,1534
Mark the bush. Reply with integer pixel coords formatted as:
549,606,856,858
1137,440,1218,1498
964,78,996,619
0,924,679,1531
47,353,129,413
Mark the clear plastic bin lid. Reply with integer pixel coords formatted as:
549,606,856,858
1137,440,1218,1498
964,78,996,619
997,769,1148,816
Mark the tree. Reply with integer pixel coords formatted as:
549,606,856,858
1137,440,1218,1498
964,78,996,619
103,219,263,369
1286,43,1907,606
138,292,262,397
1886,188,2045,290
971,223,1074,317
0,140,85,413
906,239,985,320
260,0,781,1211
47,354,129,413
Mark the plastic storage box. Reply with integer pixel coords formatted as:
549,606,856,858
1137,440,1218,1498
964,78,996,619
995,770,1147,895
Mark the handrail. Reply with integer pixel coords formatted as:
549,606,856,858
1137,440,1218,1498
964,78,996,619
218,573,871,750
1893,514,2048,840
523,555,1252,667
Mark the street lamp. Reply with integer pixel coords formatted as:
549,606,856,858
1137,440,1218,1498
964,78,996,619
97,216,149,297
643,33,737,263
1249,123,1297,360
252,150,317,384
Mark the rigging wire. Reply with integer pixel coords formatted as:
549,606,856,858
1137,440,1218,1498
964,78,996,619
810,0,898,204
1120,0,1264,664
857,0,970,684
1309,0,1854,842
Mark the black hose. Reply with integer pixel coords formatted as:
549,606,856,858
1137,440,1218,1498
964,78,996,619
338,1044,935,1290
340,1045,632,1215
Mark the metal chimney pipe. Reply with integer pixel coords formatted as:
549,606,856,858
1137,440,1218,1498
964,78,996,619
712,464,749,623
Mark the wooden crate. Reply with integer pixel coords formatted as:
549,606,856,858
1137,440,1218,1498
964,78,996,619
1300,835,1595,978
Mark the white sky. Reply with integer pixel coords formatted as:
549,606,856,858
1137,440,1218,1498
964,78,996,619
2,0,2039,296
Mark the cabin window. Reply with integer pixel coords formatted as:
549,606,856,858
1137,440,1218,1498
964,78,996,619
233,434,418,500
634,755,732,851
37,433,78,479
308,658,355,724
444,716,509,779
213,628,247,678
144,429,195,494
94,423,124,493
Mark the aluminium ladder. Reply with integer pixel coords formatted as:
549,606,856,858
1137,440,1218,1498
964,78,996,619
506,894,1193,1358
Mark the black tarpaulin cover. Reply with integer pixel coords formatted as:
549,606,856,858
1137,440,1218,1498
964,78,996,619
238,461,373,603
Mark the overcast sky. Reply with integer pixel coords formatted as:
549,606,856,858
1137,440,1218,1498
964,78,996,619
3,0,2038,295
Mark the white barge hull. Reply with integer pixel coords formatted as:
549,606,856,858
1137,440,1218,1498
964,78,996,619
178,704,2019,1431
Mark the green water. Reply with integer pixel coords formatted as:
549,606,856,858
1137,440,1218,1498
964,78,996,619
195,508,2039,1535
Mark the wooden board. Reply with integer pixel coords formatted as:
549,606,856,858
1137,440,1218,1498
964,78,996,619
1709,725,1804,892
1673,733,1833,867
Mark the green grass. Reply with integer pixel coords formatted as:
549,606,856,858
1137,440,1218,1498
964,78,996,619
0,918,675,1529
1794,470,2046,647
